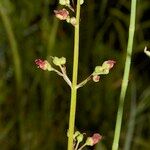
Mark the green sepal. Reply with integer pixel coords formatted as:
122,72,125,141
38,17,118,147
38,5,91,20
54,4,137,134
53,57,66,66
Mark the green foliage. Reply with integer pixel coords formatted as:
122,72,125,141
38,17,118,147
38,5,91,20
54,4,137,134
0,0,150,149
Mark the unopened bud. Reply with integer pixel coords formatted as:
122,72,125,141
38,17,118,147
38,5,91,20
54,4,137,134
86,133,102,146
59,0,70,5
92,75,100,82
53,57,66,66
35,59,53,71
54,9,69,20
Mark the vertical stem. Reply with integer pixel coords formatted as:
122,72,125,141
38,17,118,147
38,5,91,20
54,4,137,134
0,2,23,149
112,0,137,150
123,83,136,150
0,3,22,89
68,1,81,150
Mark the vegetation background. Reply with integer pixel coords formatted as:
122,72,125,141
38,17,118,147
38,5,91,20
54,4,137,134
0,0,150,149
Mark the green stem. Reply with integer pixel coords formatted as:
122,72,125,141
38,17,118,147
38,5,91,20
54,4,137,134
0,2,23,149
78,143,87,150
112,0,137,150
0,3,22,90
67,1,81,150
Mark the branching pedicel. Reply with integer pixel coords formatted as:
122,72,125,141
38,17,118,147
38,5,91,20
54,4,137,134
35,0,115,149
35,57,115,89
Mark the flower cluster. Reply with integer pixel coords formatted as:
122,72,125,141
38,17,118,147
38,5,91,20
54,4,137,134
92,60,116,82
35,57,72,87
35,58,116,89
71,131,102,150
54,0,84,26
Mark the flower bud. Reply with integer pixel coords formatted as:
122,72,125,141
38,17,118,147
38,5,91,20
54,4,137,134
70,17,76,26
93,66,109,75
80,0,84,5
35,59,53,71
92,75,100,82
59,0,70,5
73,131,80,139
53,57,66,66
77,133,84,143
102,60,116,70
144,47,150,57
54,9,69,20
86,133,102,146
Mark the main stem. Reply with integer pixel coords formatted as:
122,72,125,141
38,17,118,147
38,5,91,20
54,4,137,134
112,0,137,150
68,1,81,150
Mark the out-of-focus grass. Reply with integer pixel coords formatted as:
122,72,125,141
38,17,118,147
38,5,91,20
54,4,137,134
0,0,149,149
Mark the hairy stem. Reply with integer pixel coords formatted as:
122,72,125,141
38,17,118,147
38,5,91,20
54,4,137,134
67,0,81,150
112,0,137,150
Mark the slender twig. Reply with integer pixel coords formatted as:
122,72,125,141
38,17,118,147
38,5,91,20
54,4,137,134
67,0,81,149
74,141,80,150
53,68,64,76
112,0,137,150
60,66,72,88
76,74,92,89
78,143,87,150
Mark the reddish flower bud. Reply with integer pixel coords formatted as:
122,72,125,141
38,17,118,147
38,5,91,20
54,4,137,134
86,133,102,146
54,9,69,20
91,133,102,145
35,59,53,71
102,60,116,70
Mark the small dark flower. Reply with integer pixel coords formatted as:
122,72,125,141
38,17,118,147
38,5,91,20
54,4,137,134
54,8,69,20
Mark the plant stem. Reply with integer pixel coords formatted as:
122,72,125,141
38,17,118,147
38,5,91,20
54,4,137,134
77,74,92,89
0,2,23,149
112,0,137,150
67,0,81,150
60,66,72,87
0,3,22,90
78,143,87,150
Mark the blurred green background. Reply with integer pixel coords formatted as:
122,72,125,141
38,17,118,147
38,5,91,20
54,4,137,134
0,0,150,150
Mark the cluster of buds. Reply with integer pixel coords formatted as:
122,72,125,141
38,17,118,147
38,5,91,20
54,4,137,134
35,58,116,89
35,56,72,87
76,60,115,88
92,60,116,82
35,57,66,71
54,0,84,26
71,131,102,150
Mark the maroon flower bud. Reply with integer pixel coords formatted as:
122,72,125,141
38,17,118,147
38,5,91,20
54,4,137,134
54,8,69,20
35,59,53,71
86,133,102,146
